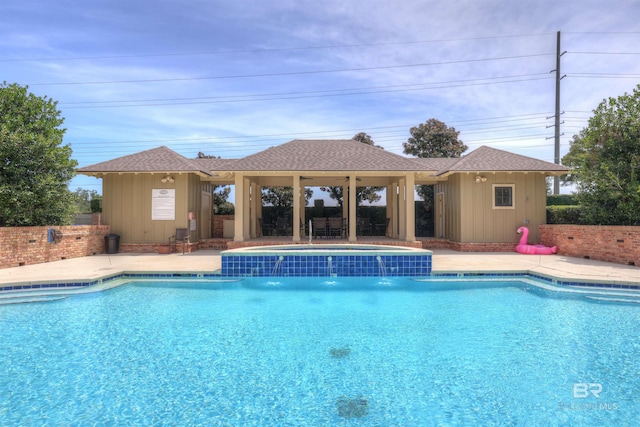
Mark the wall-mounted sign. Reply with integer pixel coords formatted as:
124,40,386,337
152,189,175,220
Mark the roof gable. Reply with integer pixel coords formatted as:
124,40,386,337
231,139,425,171
436,146,570,175
78,146,211,175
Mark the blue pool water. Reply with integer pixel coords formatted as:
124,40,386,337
1,277,639,426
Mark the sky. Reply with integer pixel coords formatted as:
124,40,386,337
2,0,640,196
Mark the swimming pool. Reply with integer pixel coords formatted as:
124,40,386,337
1,276,639,426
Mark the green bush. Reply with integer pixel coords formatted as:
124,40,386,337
90,197,102,213
547,206,582,224
216,202,235,215
547,194,578,206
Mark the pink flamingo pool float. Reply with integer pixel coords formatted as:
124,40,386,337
516,226,557,255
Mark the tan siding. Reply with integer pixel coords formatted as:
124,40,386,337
493,174,516,243
186,174,201,241
452,172,547,244
471,175,489,241
450,176,461,242
440,175,462,242
102,173,202,243
141,175,154,241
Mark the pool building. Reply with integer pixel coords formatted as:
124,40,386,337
78,139,569,252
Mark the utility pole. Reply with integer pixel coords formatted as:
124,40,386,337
553,31,566,195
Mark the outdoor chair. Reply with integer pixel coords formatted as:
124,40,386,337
169,227,190,254
357,217,372,236
374,218,391,236
328,217,344,239
275,217,291,236
258,218,274,237
312,217,328,239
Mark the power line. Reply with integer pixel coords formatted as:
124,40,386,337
66,112,554,148
60,75,553,109
564,31,640,35
30,53,554,86
59,73,550,106
1,33,553,63
568,51,640,55
567,73,640,79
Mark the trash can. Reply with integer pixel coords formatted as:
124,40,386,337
104,234,120,254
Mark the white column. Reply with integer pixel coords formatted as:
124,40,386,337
385,184,393,237
405,173,416,241
293,176,301,242
243,176,251,241
234,173,244,242
342,184,348,223
348,175,357,242
391,181,399,238
399,177,406,240
256,185,263,236
250,181,258,238
299,184,306,237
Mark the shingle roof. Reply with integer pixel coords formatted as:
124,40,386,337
78,146,212,175
436,146,570,176
191,158,239,170
77,140,570,177
411,157,460,171
231,139,426,171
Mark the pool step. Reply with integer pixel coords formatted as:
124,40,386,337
0,295,68,305
585,296,640,304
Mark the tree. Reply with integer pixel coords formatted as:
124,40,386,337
320,133,383,207
0,83,77,226
72,187,100,213
212,186,234,214
403,118,468,202
262,186,313,218
562,85,640,225
197,151,234,214
403,118,468,158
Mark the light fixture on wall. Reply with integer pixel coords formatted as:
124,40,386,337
161,175,175,183
475,175,487,183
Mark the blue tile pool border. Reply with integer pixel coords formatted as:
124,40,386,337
221,253,432,277
1,271,639,293
0,272,223,293
428,272,640,290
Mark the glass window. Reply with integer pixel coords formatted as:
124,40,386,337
493,185,515,209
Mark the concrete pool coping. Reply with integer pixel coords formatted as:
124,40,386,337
1,249,640,288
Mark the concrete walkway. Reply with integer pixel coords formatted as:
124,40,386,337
1,249,640,287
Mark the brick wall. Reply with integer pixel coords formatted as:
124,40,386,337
420,239,516,252
120,242,199,253
213,215,234,238
540,225,640,266
0,225,111,269
448,242,517,252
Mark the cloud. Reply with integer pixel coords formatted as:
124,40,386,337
2,0,640,190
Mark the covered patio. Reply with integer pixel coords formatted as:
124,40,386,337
201,139,441,245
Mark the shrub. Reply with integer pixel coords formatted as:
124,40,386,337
90,197,102,213
547,206,582,224
547,194,578,206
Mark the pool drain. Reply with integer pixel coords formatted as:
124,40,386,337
329,347,351,358
336,396,369,418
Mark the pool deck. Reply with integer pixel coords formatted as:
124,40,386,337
1,249,640,287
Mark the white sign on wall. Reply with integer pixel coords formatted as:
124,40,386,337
152,189,175,220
